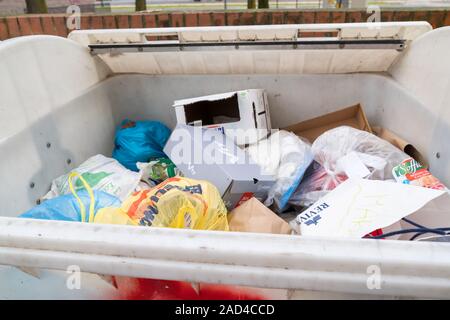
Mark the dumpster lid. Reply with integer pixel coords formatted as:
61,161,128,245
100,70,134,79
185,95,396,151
69,22,431,75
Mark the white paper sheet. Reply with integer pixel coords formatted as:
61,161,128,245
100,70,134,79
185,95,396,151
336,152,371,179
290,178,446,238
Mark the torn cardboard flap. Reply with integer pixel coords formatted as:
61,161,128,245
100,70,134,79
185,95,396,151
283,104,372,143
372,126,428,168
176,93,241,126
228,197,292,235
174,91,238,106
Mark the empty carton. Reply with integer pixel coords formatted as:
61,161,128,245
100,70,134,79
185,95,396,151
173,89,271,146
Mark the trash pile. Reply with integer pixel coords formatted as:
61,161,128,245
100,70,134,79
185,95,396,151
21,90,450,244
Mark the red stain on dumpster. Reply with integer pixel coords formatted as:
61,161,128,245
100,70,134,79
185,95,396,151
115,277,266,300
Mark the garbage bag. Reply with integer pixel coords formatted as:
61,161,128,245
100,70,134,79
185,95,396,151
21,191,120,222
288,161,348,208
246,130,313,213
94,206,137,226
21,172,121,222
289,126,408,208
43,154,141,202
113,119,171,172
94,177,229,231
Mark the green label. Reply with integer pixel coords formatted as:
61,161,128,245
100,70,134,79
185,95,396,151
393,158,424,177
75,171,112,189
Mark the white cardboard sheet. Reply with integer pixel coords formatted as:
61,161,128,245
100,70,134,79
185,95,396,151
290,178,447,238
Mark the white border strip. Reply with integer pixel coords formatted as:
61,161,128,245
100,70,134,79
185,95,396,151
68,22,432,46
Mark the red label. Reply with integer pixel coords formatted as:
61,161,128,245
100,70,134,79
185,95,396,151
235,192,254,208
364,228,384,239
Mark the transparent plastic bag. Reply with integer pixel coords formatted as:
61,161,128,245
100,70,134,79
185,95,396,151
289,126,408,208
288,161,348,208
246,130,313,213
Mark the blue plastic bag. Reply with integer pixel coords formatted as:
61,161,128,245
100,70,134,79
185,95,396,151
20,190,121,222
113,119,171,171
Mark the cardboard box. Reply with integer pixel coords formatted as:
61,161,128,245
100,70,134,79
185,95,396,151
283,104,372,143
228,197,292,235
173,89,271,146
163,124,275,210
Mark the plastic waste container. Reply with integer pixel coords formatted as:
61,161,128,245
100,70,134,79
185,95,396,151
0,22,449,299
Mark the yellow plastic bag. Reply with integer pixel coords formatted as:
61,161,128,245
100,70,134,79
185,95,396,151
94,177,229,231
94,207,137,226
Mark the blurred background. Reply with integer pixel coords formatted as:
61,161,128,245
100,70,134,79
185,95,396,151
1,0,450,16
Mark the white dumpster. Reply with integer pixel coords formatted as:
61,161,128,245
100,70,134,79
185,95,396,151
0,21,449,299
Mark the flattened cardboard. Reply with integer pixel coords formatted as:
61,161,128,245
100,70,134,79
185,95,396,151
163,124,275,210
372,126,428,169
228,197,292,235
283,104,372,143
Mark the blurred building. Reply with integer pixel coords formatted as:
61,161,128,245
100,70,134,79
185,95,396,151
0,0,97,15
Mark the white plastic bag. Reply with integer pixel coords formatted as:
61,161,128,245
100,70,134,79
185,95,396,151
289,126,408,208
43,154,141,202
246,130,313,213
312,126,408,180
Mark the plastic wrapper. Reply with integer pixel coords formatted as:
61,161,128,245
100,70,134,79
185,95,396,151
246,130,313,213
94,177,229,231
136,157,181,185
289,126,408,208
